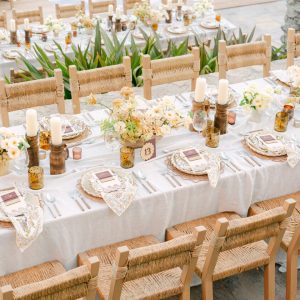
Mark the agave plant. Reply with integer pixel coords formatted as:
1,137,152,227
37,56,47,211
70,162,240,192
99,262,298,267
271,44,287,61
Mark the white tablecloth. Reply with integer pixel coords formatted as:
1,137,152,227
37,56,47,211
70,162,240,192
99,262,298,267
0,78,299,275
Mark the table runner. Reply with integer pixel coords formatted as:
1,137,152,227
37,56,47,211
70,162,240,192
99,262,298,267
0,77,299,275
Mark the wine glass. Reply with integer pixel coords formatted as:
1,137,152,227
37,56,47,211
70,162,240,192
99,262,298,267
192,110,206,134
104,130,119,151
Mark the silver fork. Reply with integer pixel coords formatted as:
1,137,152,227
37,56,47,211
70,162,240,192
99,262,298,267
239,150,261,167
161,171,177,188
220,152,241,172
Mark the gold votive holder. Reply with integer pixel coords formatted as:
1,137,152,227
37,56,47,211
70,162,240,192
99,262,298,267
205,127,220,148
65,32,72,45
274,111,289,132
151,22,159,31
28,166,44,190
120,146,135,169
26,134,40,168
50,143,69,175
39,130,51,151
25,29,31,49
214,103,228,135
183,13,191,26
10,31,17,44
283,103,295,120
228,111,236,125
72,147,82,160
202,119,213,137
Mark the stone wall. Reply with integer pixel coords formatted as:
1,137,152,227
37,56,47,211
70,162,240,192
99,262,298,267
281,0,300,42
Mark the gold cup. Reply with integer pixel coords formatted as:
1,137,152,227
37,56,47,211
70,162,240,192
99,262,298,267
120,146,135,169
28,166,44,190
274,111,289,132
39,130,51,151
151,22,159,31
205,127,220,148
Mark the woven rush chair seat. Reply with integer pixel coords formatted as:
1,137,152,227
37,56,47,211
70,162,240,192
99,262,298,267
166,201,295,299
78,230,206,300
0,260,66,289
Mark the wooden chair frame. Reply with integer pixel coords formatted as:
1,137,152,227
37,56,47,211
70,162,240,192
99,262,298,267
0,69,65,127
12,6,44,27
55,1,85,19
287,27,300,67
0,257,99,300
142,47,200,100
106,227,206,300
123,0,140,14
200,199,295,300
88,0,116,18
69,56,131,114
0,10,7,29
218,34,271,79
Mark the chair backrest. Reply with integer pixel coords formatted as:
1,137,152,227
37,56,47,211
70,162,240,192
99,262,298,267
69,56,132,114
218,34,271,80
142,47,200,100
0,11,7,29
201,199,295,281
161,0,186,4
287,28,300,67
9,68,46,84
0,257,99,300
55,1,85,19
0,69,65,127
12,7,44,27
123,0,140,14
107,226,206,300
89,0,116,17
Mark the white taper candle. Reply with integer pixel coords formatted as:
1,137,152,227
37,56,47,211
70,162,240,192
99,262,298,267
50,117,62,146
26,109,38,137
217,79,229,105
194,77,207,102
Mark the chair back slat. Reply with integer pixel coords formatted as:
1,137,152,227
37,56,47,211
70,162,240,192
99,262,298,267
123,0,141,13
0,11,7,29
0,69,65,127
108,227,206,300
12,7,44,26
142,47,200,100
89,0,116,17
218,35,271,79
0,257,99,300
69,56,132,113
56,1,85,19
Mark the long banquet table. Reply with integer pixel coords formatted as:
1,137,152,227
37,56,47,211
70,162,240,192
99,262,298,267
0,17,235,76
0,77,299,275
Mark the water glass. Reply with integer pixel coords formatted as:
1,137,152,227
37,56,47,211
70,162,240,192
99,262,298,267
28,166,44,190
205,127,220,148
274,111,289,132
120,146,135,169
192,110,206,134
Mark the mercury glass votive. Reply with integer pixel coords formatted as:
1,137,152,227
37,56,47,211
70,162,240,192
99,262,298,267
28,166,44,190
120,146,135,169
205,127,220,148
274,111,289,132
72,147,82,160
39,130,51,151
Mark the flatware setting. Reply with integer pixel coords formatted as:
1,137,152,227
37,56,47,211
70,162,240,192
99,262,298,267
133,170,157,194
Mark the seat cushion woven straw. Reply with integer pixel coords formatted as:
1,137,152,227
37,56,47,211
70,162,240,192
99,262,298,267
249,192,300,252
79,235,184,300
0,260,66,289
166,212,270,281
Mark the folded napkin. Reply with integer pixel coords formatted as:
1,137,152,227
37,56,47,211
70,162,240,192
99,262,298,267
257,134,285,153
286,143,300,168
271,70,291,85
0,191,43,252
206,155,221,188
90,170,136,216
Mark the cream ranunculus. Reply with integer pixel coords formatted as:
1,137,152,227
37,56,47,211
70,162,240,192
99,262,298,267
8,137,19,148
8,146,20,159
1,139,9,150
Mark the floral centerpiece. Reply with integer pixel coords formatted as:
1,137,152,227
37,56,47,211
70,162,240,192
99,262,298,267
0,128,29,176
75,10,96,33
100,87,185,148
240,83,273,122
287,65,300,97
193,0,214,18
44,16,65,36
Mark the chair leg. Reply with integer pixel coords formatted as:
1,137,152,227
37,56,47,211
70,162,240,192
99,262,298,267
202,279,213,300
179,286,190,300
264,263,275,300
286,251,298,300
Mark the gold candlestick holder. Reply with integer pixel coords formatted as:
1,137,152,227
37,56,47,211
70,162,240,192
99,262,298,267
25,30,31,49
108,15,113,31
26,134,40,168
115,18,122,32
10,31,17,44
50,143,69,175
214,103,228,135
166,9,172,23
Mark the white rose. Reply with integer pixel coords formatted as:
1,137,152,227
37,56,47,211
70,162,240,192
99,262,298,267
114,121,126,134
7,146,20,159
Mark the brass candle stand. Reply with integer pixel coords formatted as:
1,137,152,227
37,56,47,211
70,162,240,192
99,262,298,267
50,143,69,175
25,30,31,48
10,31,17,44
26,135,40,168
115,18,122,32
214,103,228,135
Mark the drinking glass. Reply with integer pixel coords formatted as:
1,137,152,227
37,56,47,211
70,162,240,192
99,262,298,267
205,127,220,148
104,130,119,151
192,110,206,134
274,111,289,132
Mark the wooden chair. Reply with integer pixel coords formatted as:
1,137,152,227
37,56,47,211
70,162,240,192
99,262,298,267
287,27,300,67
0,10,7,29
142,47,200,100
0,256,99,300
12,7,44,27
69,57,132,114
78,228,206,300
55,1,85,19
89,0,116,18
218,34,272,80
249,192,300,300
0,69,65,127
123,0,140,14
166,199,296,300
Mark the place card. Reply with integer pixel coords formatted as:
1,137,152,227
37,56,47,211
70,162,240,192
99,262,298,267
257,134,284,152
92,169,120,189
141,138,156,161
0,188,26,216
258,134,278,144
180,148,207,169
63,121,76,137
